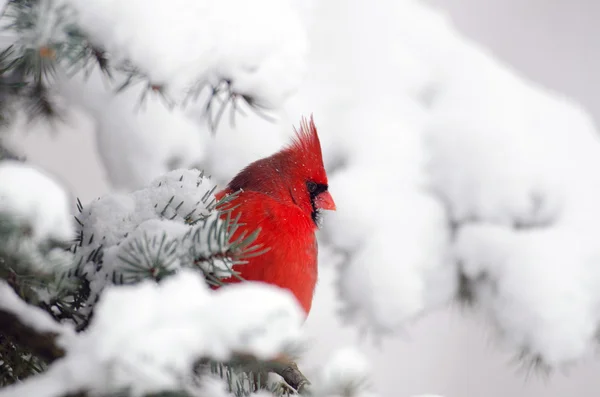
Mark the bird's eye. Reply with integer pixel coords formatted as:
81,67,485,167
307,181,317,193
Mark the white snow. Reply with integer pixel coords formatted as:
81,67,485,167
0,160,73,243
311,347,375,397
57,269,303,396
56,68,206,191
0,270,305,397
74,168,235,311
455,225,600,367
195,376,232,397
280,0,600,369
51,0,308,191
289,0,458,335
62,0,307,108
418,10,600,367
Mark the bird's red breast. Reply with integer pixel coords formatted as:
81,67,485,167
214,116,335,316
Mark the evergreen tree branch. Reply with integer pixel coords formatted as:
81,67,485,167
0,281,70,364
0,305,64,362
275,361,311,395
208,353,311,395
0,0,276,132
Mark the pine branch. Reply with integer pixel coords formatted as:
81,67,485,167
274,361,311,395
0,305,64,362
0,213,75,306
207,353,311,395
0,1,276,132
196,79,276,134
0,281,70,364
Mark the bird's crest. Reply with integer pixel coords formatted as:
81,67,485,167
223,115,328,207
287,115,323,162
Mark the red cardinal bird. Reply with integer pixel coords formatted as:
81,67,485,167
214,116,335,316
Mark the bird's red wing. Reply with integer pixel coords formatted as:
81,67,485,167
216,190,318,315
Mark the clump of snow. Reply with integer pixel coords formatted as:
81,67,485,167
327,166,453,332
311,347,375,397
0,269,305,397
62,0,308,108
421,15,600,367
56,69,205,191
74,168,236,313
67,269,304,395
285,0,600,369
291,2,457,333
0,160,73,243
424,47,589,229
51,0,309,192
56,65,295,191
195,375,232,397
455,225,600,367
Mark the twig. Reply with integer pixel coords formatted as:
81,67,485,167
273,361,311,395
226,353,312,395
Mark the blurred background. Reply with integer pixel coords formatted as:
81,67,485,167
10,0,600,396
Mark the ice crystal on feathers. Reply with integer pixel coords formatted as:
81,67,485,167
71,169,239,319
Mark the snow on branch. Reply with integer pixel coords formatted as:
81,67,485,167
76,269,304,395
0,261,383,395
0,160,73,245
0,160,74,283
0,281,75,363
424,35,600,369
56,67,207,191
311,348,375,397
61,169,262,328
61,0,308,109
306,0,600,370
0,269,306,397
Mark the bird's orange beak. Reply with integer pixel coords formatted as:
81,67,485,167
314,191,336,211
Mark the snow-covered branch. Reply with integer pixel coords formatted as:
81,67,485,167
0,269,307,397
0,161,73,246
0,282,74,363
62,0,307,108
65,168,264,325
0,160,75,308
294,0,600,371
